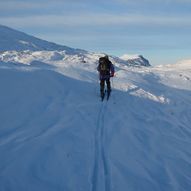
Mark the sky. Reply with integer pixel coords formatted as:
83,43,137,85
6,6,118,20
0,0,191,65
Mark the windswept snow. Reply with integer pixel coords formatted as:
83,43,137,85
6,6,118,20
0,25,191,191
0,53,191,191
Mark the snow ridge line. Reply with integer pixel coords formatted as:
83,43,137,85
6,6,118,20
92,101,111,191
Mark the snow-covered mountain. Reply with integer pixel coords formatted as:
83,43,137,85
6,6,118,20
0,25,150,67
0,25,191,191
0,25,86,54
120,54,150,66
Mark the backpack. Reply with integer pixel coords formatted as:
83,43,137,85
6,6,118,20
99,57,110,75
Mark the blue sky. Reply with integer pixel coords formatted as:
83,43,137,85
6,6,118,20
0,0,191,65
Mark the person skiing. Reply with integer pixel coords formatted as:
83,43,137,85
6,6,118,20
97,55,115,100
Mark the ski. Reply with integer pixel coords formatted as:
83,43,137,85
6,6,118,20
107,90,110,100
101,91,105,101
100,90,111,101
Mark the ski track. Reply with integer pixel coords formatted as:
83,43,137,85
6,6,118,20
92,100,111,191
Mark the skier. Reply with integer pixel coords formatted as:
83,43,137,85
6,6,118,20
97,55,115,100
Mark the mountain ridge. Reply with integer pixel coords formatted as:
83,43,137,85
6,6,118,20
0,25,86,54
0,25,150,67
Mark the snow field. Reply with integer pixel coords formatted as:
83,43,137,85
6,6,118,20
0,54,191,191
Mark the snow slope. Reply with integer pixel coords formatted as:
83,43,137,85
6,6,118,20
0,51,191,191
0,25,191,191
0,25,150,67
0,25,85,53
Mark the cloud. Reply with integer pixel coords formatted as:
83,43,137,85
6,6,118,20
1,13,191,28
114,0,191,3
1,0,191,14
0,0,89,12
0,1,48,12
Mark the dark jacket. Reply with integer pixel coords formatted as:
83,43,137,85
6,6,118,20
97,57,115,80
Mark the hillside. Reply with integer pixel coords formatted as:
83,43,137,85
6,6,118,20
0,25,191,191
0,25,85,53
0,53,191,191
0,25,150,67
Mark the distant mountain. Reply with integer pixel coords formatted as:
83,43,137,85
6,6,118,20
0,25,150,67
0,25,85,54
120,54,150,66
